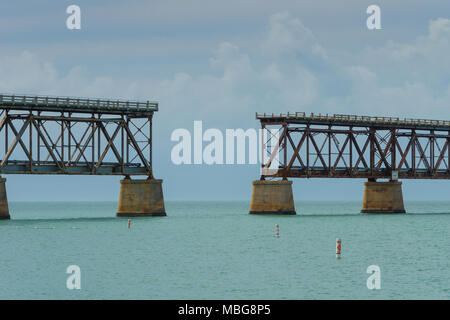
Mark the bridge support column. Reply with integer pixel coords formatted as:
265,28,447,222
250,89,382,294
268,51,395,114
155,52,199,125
249,180,296,215
0,177,10,220
361,180,406,214
117,177,166,217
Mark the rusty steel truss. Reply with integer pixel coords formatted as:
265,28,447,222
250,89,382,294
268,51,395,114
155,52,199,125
0,94,158,176
258,112,450,180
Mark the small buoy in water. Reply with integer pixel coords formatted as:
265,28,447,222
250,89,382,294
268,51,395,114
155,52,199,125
336,238,342,259
128,219,131,229
275,224,279,237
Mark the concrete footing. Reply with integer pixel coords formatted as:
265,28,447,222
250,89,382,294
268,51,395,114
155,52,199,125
0,177,10,220
249,180,296,215
361,180,406,214
117,178,166,217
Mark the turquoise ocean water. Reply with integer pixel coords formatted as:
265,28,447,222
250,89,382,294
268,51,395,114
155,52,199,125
0,201,449,299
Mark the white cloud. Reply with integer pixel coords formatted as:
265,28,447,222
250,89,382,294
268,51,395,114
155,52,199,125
209,42,253,84
340,18,450,118
262,11,327,60
361,17,450,84
0,51,57,94
0,51,141,99
1,14,449,128
429,17,450,41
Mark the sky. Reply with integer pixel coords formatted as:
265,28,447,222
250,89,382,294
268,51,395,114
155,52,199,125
1,0,449,202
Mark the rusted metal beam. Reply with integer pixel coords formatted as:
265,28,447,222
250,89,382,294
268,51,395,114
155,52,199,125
259,114,450,180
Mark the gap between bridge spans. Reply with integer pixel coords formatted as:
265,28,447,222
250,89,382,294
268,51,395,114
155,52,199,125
171,120,281,174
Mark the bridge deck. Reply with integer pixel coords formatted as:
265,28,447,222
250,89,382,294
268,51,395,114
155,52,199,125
257,112,450,130
272,166,450,179
1,160,147,175
0,94,158,115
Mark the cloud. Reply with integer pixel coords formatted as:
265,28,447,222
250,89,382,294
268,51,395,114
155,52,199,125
1,14,449,128
340,17,450,117
361,18,450,86
262,11,327,60
428,17,450,41
0,51,142,100
0,51,57,94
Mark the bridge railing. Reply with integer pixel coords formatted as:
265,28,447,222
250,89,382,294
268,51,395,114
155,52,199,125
0,94,158,112
256,112,450,127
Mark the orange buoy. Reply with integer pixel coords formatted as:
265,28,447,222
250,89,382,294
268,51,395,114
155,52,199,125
336,238,342,259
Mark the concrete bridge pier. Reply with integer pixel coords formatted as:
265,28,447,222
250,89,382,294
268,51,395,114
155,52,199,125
0,176,10,220
117,176,166,217
249,179,296,215
361,179,406,214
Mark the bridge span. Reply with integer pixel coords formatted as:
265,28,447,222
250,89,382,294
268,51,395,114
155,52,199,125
250,112,450,215
0,94,166,219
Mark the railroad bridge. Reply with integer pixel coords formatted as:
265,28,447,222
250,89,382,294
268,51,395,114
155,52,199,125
250,112,450,215
0,94,165,219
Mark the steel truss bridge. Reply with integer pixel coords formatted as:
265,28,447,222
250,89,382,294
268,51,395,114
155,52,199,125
0,94,157,176
258,112,450,180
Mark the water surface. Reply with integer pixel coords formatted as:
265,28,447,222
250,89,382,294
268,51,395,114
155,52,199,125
0,201,449,299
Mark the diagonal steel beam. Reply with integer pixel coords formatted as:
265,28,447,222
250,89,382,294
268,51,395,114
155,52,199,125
0,116,7,132
373,134,391,169
98,122,123,164
433,140,449,173
95,123,122,168
286,131,307,170
352,135,370,169
1,118,31,166
6,118,32,161
309,132,328,169
397,136,415,170
263,126,287,170
376,134,393,168
39,120,63,162
73,122,97,166
30,118,63,170
66,122,91,165
123,122,151,172
416,137,431,170
286,131,305,167
332,135,350,170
